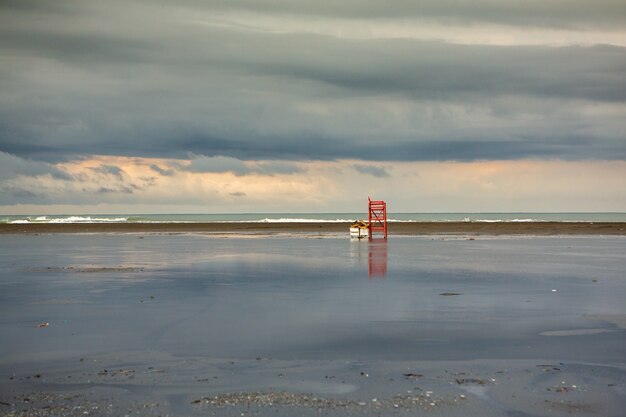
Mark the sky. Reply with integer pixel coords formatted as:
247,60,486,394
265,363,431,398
1,0,625,214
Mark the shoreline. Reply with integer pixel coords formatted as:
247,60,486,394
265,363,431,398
1,221,625,235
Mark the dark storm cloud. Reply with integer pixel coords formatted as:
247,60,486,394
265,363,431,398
353,165,390,177
186,155,301,175
149,164,175,176
3,0,626,28
0,151,72,180
90,165,125,179
187,156,250,175
197,0,626,28
245,40,626,102
0,184,48,204
97,186,134,194
0,1,624,163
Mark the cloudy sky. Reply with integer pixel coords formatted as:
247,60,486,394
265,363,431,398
1,0,625,213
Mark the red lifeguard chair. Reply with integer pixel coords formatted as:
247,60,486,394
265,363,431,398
368,197,388,239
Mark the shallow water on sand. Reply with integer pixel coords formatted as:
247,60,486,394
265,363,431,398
1,234,625,365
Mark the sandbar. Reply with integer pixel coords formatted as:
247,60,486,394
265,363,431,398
1,221,625,235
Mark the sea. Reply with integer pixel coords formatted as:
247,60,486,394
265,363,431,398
1,212,625,224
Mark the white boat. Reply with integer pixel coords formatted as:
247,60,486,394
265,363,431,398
350,220,369,238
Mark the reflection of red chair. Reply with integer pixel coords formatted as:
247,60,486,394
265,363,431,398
368,239,388,279
368,197,387,239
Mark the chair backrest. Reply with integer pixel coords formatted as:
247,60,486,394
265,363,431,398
368,197,387,239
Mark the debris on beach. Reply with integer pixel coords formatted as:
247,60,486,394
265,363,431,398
536,364,561,373
96,368,135,378
455,377,489,385
190,391,454,411
547,383,580,394
0,392,160,417
349,220,369,239
192,392,355,409
27,265,145,273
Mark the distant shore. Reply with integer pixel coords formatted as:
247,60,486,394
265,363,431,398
1,221,625,235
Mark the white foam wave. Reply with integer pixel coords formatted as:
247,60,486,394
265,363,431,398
6,215,549,224
10,216,128,224
257,218,354,223
48,216,129,223
473,218,539,223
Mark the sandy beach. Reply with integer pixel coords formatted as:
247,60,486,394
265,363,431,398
1,221,625,235
1,233,625,417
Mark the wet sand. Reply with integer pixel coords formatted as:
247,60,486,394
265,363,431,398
1,221,625,235
1,234,625,416
3,355,625,417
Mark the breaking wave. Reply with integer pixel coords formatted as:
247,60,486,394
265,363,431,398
9,216,128,224
2,213,623,224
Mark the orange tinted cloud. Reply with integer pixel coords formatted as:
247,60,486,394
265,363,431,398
2,155,624,213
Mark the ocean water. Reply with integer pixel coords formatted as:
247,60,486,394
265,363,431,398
2,212,626,224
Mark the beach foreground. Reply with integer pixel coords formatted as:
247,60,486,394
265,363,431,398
1,234,625,416
3,356,625,417
1,221,625,235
